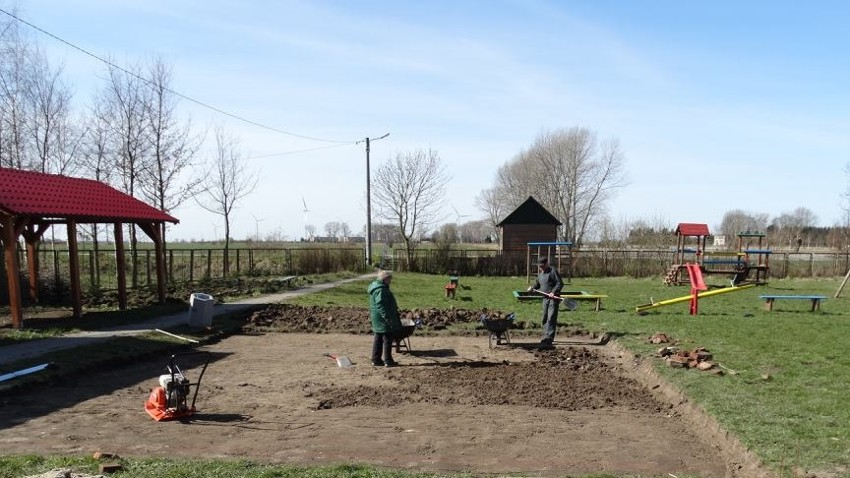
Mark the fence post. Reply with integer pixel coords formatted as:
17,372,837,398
286,249,292,274
88,251,95,290
53,249,60,290
810,252,815,278
145,250,152,286
189,250,195,282
206,249,212,279
782,253,788,278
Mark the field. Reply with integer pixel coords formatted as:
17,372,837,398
0,273,848,478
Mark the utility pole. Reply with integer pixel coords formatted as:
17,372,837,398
365,132,389,268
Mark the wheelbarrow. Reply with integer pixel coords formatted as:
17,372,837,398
393,318,421,353
479,313,515,349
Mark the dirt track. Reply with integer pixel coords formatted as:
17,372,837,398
0,305,771,477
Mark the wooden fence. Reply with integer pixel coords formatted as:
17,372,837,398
1,246,848,304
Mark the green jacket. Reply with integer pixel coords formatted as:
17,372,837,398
367,279,402,334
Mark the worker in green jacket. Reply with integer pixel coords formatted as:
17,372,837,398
367,269,402,367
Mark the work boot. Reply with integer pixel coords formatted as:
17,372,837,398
384,359,399,367
371,360,384,367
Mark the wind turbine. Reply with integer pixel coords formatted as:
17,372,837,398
251,214,264,241
451,205,470,224
301,195,310,241
451,205,471,244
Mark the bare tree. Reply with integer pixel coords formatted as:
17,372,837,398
0,11,30,169
474,187,506,243
491,127,627,246
96,60,151,287
323,221,341,240
339,222,351,241
771,207,818,248
304,224,316,242
718,209,769,249
459,219,489,243
197,126,256,275
434,222,459,244
139,57,203,246
373,148,449,267
595,214,631,247
78,107,116,281
26,47,77,175
839,163,850,250
494,152,538,213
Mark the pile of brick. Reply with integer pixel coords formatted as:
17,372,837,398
648,332,721,374
658,346,720,373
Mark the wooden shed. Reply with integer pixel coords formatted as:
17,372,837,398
497,196,561,253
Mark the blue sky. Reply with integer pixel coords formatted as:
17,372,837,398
10,1,850,241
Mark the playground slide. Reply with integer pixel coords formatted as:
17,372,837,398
635,283,755,313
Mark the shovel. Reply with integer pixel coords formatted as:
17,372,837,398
532,289,563,301
323,353,353,368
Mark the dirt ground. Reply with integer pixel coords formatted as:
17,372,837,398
0,305,770,477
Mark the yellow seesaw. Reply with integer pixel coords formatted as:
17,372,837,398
635,283,755,313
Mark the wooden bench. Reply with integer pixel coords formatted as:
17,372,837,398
759,295,827,311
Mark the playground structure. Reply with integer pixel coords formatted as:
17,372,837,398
662,223,771,286
638,262,755,314
526,241,573,284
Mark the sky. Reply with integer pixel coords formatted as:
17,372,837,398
6,1,850,241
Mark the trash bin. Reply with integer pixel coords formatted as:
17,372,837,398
187,292,214,328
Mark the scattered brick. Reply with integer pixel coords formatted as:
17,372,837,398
98,463,123,474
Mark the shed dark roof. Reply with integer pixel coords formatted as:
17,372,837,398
497,196,561,226
0,168,178,223
676,223,709,236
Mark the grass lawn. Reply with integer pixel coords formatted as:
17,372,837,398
2,272,848,477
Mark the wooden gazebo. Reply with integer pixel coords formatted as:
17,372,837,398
0,168,179,328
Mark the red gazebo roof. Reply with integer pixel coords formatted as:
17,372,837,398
0,168,178,223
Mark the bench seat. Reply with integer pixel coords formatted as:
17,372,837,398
759,295,827,311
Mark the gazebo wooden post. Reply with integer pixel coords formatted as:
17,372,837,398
67,219,82,319
22,223,47,304
1,215,23,328
25,236,39,303
114,222,127,310
155,235,166,304
137,221,167,304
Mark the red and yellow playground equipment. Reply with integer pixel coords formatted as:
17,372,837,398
637,262,755,314
662,223,771,286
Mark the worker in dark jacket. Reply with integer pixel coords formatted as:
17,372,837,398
367,269,402,367
528,256,563,345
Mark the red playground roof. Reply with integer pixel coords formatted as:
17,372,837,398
0,168,178,223
676,223,709,236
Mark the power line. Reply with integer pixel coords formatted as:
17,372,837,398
0,7,356,145
247,142,351,159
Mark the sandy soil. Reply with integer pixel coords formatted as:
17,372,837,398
0,305,772,477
